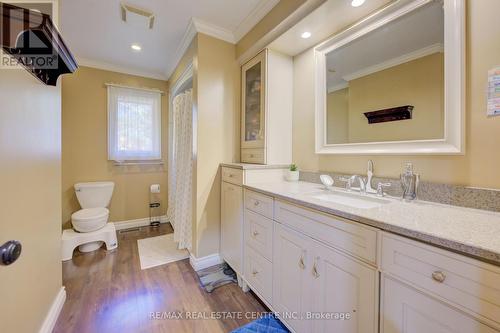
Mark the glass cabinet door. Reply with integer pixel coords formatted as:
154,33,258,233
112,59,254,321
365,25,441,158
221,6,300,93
241,51,266,148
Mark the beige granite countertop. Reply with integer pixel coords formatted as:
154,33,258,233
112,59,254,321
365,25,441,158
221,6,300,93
221,162,289,170
244,181,500,265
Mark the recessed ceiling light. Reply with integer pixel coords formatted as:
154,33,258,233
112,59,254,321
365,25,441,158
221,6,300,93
351,0,366,7
131,44,142,51
301,31,312,39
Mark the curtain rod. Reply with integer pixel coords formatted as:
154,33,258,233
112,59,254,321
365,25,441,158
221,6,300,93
104,83,165,94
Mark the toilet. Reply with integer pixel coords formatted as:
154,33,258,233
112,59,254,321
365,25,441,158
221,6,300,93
62,181,118,260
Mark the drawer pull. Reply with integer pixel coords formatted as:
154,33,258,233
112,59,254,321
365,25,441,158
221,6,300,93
432,271,446,283
228,174,233,178
252,269,259,276
250,154,255,158
252,230,259,237
312,257,320,278
299,251,306,270
253,200,260,207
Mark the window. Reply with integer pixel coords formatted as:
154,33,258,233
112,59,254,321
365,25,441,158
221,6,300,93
107,85,162,161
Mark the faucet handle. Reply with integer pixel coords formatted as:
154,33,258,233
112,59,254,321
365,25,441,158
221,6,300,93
376,182,391,197
339,177,352,191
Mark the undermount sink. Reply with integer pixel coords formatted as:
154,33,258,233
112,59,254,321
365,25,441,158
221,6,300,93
310,190,391,209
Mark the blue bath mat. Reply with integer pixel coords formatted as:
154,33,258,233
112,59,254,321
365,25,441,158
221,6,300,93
231,314,289,333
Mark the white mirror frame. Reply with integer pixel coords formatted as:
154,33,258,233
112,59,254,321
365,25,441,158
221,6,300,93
314,0,465,155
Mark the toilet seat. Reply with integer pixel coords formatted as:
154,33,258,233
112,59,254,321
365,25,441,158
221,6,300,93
72,208,109,233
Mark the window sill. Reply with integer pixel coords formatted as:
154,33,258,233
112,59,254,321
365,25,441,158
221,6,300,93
112,160,164,166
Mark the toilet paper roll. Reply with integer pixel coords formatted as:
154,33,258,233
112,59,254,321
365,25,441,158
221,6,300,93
150,184,160,193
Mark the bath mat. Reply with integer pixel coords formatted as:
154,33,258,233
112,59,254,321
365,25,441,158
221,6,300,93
137,233,189,270
196,263,237,292
231,314,289,333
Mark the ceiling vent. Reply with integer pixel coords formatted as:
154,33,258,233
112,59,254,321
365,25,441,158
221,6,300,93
121,3,155,29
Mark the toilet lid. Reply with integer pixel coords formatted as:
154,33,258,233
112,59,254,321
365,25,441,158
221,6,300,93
71,207,109,221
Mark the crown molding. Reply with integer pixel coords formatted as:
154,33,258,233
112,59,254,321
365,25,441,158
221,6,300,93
233,0,280,42
192,17,236,44
76,57,167,80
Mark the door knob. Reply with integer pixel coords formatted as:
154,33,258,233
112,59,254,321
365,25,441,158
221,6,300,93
1,240,22,265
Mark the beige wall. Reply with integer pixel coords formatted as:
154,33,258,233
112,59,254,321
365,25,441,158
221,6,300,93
195,33,239,257
327,88,349,143
168,33,238,258
327,53,444,143
62,67,169,226
0,70,62,332
293,0,500,189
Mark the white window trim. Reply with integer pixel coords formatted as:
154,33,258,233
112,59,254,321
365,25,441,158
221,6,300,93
107,83,163,162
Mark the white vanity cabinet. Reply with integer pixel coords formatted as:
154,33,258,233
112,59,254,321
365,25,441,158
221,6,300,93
240,188,500,333
220,165,286,283
221,181,243,275
241,49,292,165
273,217,378,333
381,276,497,333
380,232,500,332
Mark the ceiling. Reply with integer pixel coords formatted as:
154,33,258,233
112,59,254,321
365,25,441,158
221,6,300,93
60,0,279,80
326,1,443,90
269,0,393,56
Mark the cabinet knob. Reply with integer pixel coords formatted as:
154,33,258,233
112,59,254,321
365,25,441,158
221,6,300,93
253,200,260,206
250,154,255,158
432,271,446,283
228,174,233,178
252,230,259,237
252,270,259,276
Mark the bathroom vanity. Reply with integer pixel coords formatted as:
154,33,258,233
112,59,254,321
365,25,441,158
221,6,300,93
221,172,500,333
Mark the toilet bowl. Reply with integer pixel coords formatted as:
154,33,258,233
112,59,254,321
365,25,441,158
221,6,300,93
69,181,115,254
72,207,109,233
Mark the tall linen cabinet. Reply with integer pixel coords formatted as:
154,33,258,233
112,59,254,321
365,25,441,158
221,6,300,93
241,49,293,164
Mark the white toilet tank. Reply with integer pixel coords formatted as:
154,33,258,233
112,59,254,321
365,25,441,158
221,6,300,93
74,182,114,208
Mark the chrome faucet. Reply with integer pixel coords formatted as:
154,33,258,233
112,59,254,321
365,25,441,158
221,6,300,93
340,175,366,193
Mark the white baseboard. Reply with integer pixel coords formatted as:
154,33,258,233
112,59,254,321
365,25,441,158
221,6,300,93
114,215,169,231
189,252,223,271
39,287,66,333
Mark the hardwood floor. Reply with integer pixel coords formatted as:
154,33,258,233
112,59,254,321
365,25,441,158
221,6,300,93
54,224,266,333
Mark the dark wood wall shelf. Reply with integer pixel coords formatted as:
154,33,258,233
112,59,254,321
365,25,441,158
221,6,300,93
0,2,78,86
363,105,414,124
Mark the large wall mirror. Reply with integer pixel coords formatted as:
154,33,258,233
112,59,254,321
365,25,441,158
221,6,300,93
315,0,464,154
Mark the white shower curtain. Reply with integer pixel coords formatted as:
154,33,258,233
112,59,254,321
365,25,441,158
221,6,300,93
167,89,193,250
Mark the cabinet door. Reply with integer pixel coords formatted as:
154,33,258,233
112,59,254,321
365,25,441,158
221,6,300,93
381,276,498,333
311,240,378,333
273,223,313,333
241,50,266,149
221,182,243,275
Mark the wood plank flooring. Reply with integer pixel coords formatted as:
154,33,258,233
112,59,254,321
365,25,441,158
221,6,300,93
54,224,266,333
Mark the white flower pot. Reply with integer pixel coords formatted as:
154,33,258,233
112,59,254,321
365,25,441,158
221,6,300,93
286,170,299,182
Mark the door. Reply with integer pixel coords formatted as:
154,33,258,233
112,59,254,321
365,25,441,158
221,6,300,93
221,181,243,274
381,276,498,333
241,49,266,149
311,239,378,333
273,223,312,333
0,70,63,332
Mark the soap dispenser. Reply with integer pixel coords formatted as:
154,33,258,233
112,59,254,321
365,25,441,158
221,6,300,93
400,163,419,201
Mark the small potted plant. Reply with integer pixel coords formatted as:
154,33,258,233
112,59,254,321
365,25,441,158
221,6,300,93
286,163,299,182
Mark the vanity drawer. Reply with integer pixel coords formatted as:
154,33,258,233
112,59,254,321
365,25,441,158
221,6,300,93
244,190,274,219
241,148,265,164
274,200,378,265
222,167,243,186
244,244,273,304
381,232,500,327
244,209,273,261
